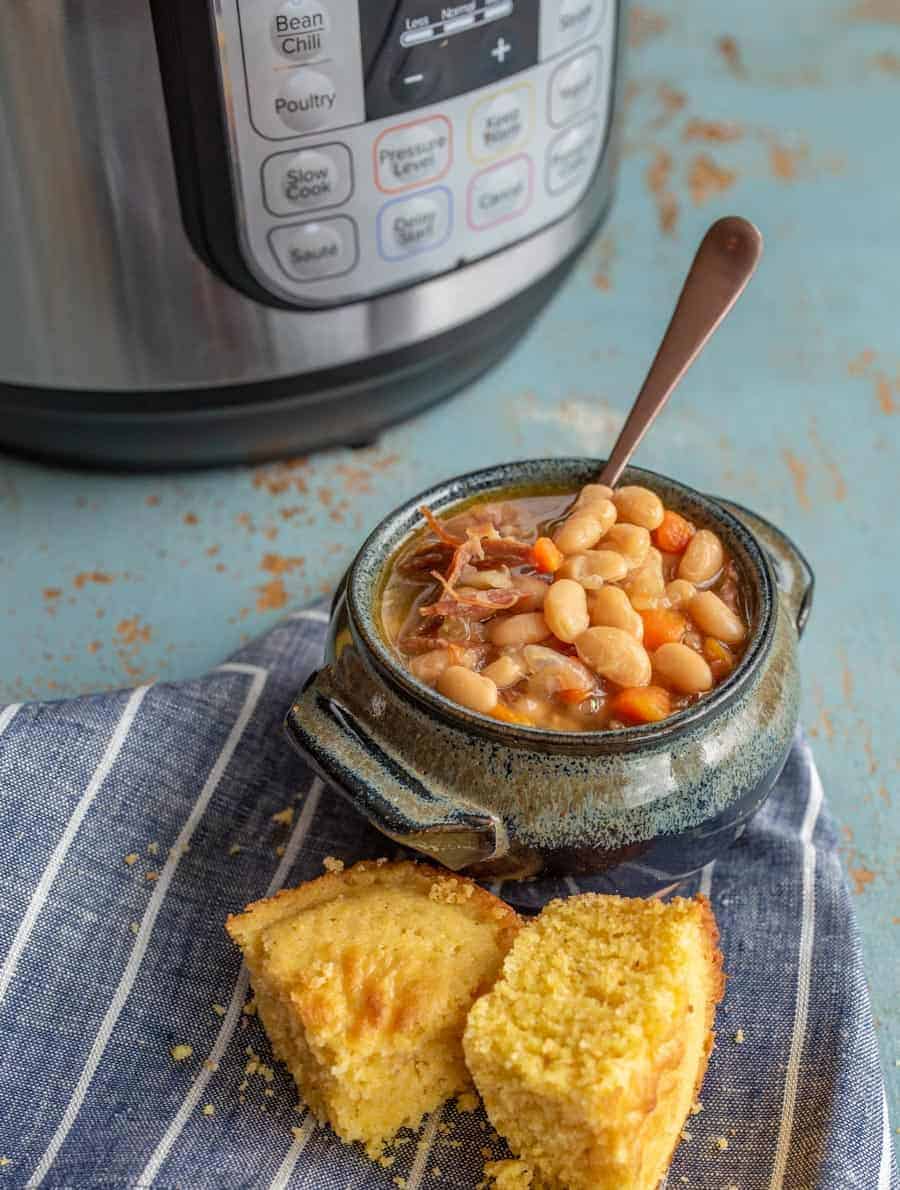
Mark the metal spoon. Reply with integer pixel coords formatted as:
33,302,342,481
598,215,763,489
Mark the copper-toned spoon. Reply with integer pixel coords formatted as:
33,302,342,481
598,216,763,489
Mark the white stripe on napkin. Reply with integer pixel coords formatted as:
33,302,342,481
287,608,331,624
0,685,149,1008
139,776,324,1188
878,1086,893,1190
268,1112,317,1190
0,702,22,737
698,861,715,899
407,1110,442,1190
768,753,824,1190
27,665,268,1188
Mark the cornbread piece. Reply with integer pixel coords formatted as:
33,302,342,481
226,860,520,1154
464,894,723,1190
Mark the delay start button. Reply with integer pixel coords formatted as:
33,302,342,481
262,144,353,216
269,216,358,282
270,0,330,61
377,187,453,260
374,116,452,193
275,68,338,133
467,155,533,230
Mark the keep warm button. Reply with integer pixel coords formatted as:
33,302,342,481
377,188,452,260
467,155,534,231
374,116,452,193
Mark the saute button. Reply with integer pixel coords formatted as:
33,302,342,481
275,68,338,133
469,84,533,163
374,116,452,192
546,120,599,194
467,155,533,230
377,187,452,259
545,0,605,56
549,48,601,127
270,0,330,61
269,217,358,281
262,144,352,215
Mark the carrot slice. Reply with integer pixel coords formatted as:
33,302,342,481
640,608,687,651
556,687,595,705
530,536,565,574
490,703,534,726
703,637,734,679
653,510,695,554
609,686,672,724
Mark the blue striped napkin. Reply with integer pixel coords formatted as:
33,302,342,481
0,610,895,1189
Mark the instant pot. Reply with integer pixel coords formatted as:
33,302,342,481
0,1,624,466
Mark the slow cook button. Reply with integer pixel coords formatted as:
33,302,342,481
269,217,358,281
262,144,353,215
377,188,452,260
469,83,534,163
275,68,338,133
467,155,533,230
549,48,601,127
546,120,599,194
270,0,330,61
374,116,452,193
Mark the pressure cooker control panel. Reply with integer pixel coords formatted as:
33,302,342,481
208,0,617,307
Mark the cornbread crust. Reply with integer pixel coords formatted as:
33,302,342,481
464,894,723,1190
226,860,520,1154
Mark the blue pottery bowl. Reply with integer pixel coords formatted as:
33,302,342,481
285,459,812,893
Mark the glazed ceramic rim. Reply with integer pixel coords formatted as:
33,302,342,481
346,459,777,753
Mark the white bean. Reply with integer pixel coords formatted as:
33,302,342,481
665,579,697,609
544,578,590,643
459,565,512,590
409,649,451,685
511,573,549,611
481,653,526,689
678,529,724,585
587,586,644,640
557,549,628,588
553,512,604,555
523,645,595,693
652,643,713,694
600,523,651,569
689,590,747,644
574,483,614,510
620,547,666,610
488,611,551,647
575,627,652,687
437,666,498,713
612,485,665,530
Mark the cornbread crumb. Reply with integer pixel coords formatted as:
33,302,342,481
124,853,139,866
228,845,241,856
429,877,475,905
714,1136,729,1151
377,1154,396,1169
323,856,344,873
431,1167,441,1177
130,922,139,936
480,1159,534,1188
464,894,723,1190
275,845,286,858
147,842,159,855
690,1100,703,1115
393,1178,406,1188
242,998,257,1016
226,860,519,1155
680,1131,692,1142
201,1104,215,1117
203,1059,219,1072
0,1157,10,1167
734,1028,745,1043
265,1088,275,1098
481,1147,494,1159
145,871,159,883
170,1045,193,1062
212,1003,226,1016
456,1091,479,1113
271,807,294,828
291,1126,306,1140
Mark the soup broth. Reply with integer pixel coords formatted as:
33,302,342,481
379,483,751,732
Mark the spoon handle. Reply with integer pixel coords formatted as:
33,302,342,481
598,216,763,489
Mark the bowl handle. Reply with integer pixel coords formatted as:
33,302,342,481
284,666,509,870
712,497,814,637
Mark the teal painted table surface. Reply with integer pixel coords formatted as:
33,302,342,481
2,0,897,1125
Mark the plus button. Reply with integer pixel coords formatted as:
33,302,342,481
490,36,512,64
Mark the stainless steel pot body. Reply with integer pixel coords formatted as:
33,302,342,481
0,1,624,465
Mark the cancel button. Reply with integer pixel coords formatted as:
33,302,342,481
467,156,534,230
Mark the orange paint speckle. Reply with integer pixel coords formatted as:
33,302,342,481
87,641,102,654
115,618,151,647
849,0,900,23
252,458,310,496
183,512,199,526
878,784,891,805
768,140,808,181
650,83,687,128
849,866,876,895
683,119,743,142
872,50,900,73
205,545,220,557
841,658,853,703
628,6,669,48
43,588,62,600
874,372,897,414
716,35,746,77
782,450,811,510
687,154,738,205
808,418,848,502
260,553,305,575
645,148,679,235
847,348,876,376
256,578,288,613
74,571,114,589
145,495,161,507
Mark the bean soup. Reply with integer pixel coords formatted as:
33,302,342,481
378,482,751,732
